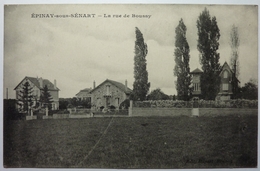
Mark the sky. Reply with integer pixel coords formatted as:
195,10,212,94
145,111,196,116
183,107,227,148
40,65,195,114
4,4,258,98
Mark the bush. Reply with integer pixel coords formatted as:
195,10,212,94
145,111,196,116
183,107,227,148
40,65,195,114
132,99,258,109
119,99,130,109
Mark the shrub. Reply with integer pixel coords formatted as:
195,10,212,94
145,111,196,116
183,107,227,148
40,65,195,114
132,99,258,109
119,99,130,109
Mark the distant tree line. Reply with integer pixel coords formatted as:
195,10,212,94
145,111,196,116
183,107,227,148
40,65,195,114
59,97,91,110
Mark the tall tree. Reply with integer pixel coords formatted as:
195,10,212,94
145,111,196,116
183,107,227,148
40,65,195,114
17,80,34,115
197,8,221,100
229,25,240,98
40,85,53,110
132,27,150,101
174,19,192,101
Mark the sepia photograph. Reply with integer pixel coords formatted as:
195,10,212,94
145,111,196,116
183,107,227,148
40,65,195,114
3,3,258,169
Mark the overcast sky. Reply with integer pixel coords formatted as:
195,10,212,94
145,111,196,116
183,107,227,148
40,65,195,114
4,4,258,98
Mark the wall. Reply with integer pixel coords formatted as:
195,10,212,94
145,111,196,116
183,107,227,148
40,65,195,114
131,107,258,117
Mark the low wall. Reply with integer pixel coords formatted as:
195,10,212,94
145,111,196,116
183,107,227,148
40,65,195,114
69,114,91,118
199,108,258,116
26,116,37,120
131,108,258,117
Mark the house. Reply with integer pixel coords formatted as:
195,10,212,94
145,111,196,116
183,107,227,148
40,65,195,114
190,62,239,100
190,68,203,100
14,76,59,110
75,88,92,100
216,62,240,100
90,79,132,110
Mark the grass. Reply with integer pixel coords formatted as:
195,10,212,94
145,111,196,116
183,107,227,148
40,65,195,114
4,113,257,168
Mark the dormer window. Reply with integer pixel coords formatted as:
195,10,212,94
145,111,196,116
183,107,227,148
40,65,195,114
224,71,228,78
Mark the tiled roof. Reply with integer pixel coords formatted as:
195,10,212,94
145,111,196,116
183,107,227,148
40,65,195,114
90,79,132,94
76,88,92,96
190,68,203,74
14,76,59,91
220,62,240,83
80,88,92,92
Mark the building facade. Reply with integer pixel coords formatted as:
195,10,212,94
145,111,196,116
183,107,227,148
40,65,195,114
14,76,59,110
190,68,203,100
216,62,239,100
191,62,239,100
90,79,132,110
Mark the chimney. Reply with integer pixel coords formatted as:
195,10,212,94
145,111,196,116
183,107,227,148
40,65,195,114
125,80,128,91
93,81,96,89
39,77,43,88
54,79,57,89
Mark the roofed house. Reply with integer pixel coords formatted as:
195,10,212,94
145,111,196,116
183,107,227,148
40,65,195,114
190,62,240,100
90,79,132,110
216,62,240,100
75,88,92,100
190,68,203,99
14,76,60,110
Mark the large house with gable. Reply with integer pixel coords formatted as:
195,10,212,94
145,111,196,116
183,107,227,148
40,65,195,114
90,79,132,110
14,76,60,110
190,62,239,100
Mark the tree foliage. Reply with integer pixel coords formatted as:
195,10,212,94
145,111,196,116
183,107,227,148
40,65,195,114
40,85,53,110
229,25,240,78
241,79,258,100
17,80,34,115
197,8,221,100
147,88,170,100
59,97,91,109
132,27,150,101
229,25,240,99
174,19,192,101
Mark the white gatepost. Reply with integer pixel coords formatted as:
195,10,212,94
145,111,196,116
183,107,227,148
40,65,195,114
192,98,199,117
46,106,49,116
129,100,133,117
30,108,33,116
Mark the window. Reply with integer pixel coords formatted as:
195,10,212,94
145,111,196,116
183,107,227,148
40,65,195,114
193,83,200,91
106,85,110,95
223,83,228,90
223,71,228,78
115,98,120,107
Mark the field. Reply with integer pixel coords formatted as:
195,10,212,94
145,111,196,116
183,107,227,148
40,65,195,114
4,114,257,168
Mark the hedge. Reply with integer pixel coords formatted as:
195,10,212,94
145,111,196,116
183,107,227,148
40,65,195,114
133,99,258,108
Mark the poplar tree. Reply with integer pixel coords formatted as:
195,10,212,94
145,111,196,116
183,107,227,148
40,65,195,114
17,80,34,115
174,19,192,101
132,27,150,101
229,25,240,98
40,85,53,110
197,8,221,100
